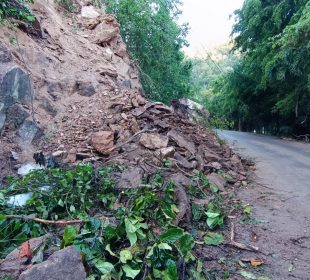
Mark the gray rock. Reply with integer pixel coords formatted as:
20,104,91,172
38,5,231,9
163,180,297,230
18,120,42,144
74,81,96,97
0,235,52,280
207,173,226,192
0,104,6,130
6,104,30,128
0,65,32,108
0,64,32,130
117,167,144,189
0,43,12,63
18,246,86,280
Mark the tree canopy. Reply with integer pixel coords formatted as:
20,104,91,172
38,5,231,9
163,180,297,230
106,0,192,103
201,0,310,135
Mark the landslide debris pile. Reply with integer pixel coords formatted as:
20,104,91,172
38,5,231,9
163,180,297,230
0,1,259,280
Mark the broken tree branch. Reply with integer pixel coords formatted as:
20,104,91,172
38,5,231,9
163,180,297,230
5,215,84,226
226,223,260,252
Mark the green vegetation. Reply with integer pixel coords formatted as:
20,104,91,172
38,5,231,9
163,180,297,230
193,1,310,135
0,0,35,23
106,0,192,103
0,164,229,279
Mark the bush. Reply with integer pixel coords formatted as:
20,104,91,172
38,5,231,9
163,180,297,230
0,0,35,24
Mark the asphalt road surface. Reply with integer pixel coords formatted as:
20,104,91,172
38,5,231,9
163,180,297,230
217,130,310,279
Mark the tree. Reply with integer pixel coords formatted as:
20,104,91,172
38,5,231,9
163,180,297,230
206,0,310,134
106,0,192,103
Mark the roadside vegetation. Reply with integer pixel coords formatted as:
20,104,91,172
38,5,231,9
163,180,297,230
106,0,192,103
192,0,310,136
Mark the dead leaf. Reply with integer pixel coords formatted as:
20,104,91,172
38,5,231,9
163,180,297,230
19,240,32,259
241,258,265,267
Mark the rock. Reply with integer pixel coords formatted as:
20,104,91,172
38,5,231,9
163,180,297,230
154,146,175,159
174,152,196,170
204,149,221,162
169,172,193,187
206,162,222,170
97,65,118,78
90,131,114,154
0,65,32,130
0,43,12,63
81,5,100,19
93,23,119,45
52,150,68,159
64,148,77,164
18,246,86,280
0,235,52,280
0,65,32,107
17,163,45,176
73,81,96,97
171,98,210,122
6,104,30,128
11,151,19,161
18,120,42,144
116,167,144,189
167,129,196,154
139,133,169,150
207,173,226,192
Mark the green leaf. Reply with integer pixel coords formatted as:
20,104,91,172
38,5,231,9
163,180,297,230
163,259,178,280
159,228,183,243
0,213,7,221
105,244,117,257
127,232,137,246
206,212,220,218
122,264,140,279
243,205,252,215
62,225,77,247
207,215,224,230
204,232,224,246
125,218,137,233
69,205,76,213
94,259,114,275
210,184,219,193
0,193,5,206
157,243,172,250
240,270,257,279
120,249,133,263
178,233,194,255
58,199,64,207
257,277,271,280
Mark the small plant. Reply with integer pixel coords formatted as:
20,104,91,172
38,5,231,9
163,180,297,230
0,0,35,24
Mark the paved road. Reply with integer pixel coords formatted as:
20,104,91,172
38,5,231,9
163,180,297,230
217,130,310,196
217,130,310,279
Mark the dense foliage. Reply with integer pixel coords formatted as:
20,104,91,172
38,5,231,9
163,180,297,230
201,0,310,135
0,164,227,279
106,0,192,103
0,0,35,23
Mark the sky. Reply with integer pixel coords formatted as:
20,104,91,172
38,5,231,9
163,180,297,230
179,0,244,56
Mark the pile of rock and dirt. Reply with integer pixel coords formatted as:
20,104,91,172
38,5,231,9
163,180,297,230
0,1,263,280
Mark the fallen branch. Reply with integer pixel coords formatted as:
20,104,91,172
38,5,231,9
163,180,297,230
5,215,84,226
226,223,260,252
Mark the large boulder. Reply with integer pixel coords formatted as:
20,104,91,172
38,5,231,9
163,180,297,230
0,53,32,130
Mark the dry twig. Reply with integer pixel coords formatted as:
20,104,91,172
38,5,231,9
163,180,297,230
226,223,259,252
